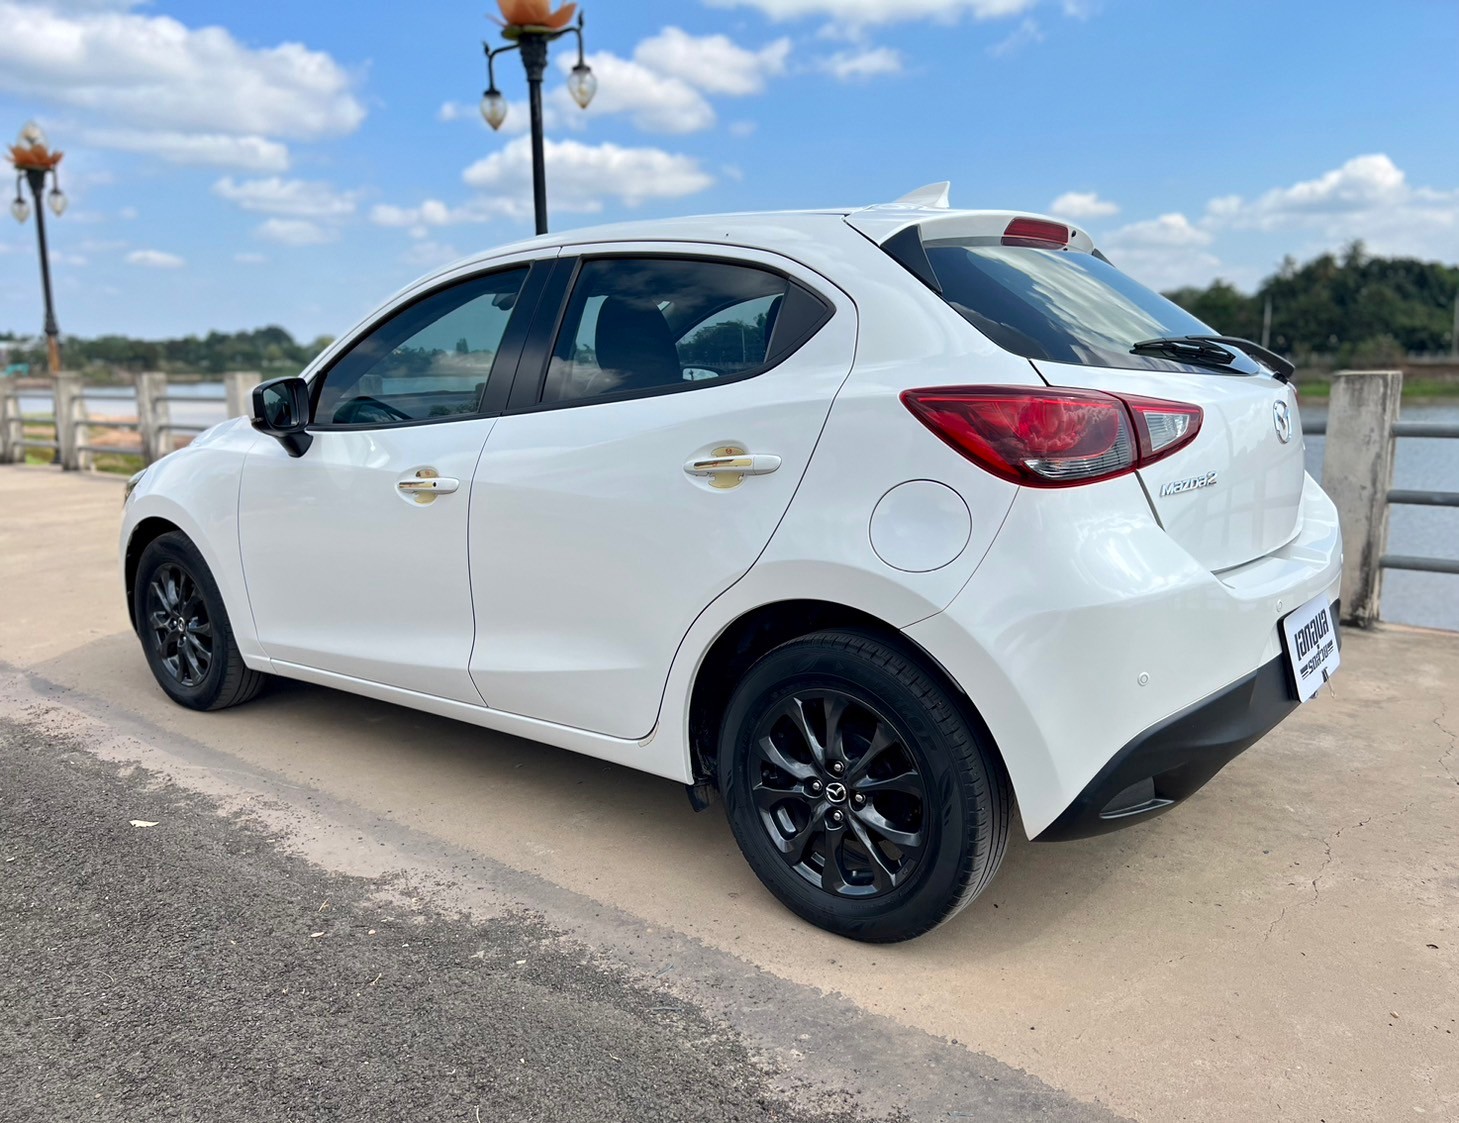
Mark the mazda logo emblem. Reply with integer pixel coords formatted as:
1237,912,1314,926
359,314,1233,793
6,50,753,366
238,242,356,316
824,781,848,805
1273,400,1293,444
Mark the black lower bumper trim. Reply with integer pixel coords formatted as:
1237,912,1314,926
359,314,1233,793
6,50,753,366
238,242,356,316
1037,649,1306,843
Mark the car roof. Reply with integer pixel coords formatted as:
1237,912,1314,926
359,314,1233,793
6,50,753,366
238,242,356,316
407,183,1099,287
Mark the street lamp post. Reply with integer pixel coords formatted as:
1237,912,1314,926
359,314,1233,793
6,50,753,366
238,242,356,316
8,122,67,374
481,1,597,236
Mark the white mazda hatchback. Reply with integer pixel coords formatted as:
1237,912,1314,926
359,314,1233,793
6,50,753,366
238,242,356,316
122,185,1342,942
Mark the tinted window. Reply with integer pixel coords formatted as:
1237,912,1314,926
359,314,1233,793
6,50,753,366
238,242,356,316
315,268,528,426
920,239,1258,375
542,258,790,404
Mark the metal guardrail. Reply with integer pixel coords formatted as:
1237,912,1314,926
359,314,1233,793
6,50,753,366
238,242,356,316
1303,413,1458,578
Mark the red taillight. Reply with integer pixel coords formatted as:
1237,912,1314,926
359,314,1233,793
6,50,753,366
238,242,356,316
1002,217,1069,248
900,386,1202,488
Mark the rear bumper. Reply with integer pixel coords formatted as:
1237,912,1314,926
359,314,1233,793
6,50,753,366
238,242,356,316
904,471,1342,839
1037,602,1336,841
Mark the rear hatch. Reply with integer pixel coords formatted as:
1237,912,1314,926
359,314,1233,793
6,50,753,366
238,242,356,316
865,212,1305,571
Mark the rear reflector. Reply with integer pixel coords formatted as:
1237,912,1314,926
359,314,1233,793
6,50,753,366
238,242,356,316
1002,217,1069,248
901,386,1202,488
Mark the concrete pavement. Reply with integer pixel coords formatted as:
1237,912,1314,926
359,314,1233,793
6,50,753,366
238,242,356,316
1,466,1456,1121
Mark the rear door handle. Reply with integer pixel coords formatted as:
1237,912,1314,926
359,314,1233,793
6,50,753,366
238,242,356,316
683,449,782,489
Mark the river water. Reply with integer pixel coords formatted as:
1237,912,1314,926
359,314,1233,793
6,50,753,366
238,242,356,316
16,386,1459,631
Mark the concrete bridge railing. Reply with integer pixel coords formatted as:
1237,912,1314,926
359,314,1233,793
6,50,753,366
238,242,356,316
1306,370,1459,628
0,371,261,470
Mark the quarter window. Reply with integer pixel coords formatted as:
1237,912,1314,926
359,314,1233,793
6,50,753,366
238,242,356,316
314,267,529,426
542,258,792,404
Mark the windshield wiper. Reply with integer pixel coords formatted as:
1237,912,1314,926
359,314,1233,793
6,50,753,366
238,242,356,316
1130,335,1294,382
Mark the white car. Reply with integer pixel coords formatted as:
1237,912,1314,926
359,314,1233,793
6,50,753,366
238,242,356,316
122,185,1342,942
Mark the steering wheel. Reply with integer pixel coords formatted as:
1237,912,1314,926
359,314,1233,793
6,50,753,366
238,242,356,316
333,395,411,425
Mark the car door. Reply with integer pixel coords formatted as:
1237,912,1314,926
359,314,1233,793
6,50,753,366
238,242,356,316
468,245,856,739
238,259,545,703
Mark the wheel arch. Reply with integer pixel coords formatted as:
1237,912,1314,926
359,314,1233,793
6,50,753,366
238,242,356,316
685,598,1011,797
124,516,185,630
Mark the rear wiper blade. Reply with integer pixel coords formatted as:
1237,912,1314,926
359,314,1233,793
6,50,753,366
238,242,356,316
1129,336,1239,369
1180,335,1295,382
1129,335,1295,383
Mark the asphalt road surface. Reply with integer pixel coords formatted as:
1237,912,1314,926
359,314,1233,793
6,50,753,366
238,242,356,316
1,719,903,1123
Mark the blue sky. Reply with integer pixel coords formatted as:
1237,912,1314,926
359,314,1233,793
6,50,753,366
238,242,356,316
2,0,1456,342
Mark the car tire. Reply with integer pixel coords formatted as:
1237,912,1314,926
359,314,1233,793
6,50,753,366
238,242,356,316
719,629,1010,942
133,531,267,711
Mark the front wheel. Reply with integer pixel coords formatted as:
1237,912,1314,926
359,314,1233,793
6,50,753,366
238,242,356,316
718,630,1010,942
133,531,267,711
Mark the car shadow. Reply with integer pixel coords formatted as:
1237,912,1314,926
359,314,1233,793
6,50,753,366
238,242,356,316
26,631,1186,960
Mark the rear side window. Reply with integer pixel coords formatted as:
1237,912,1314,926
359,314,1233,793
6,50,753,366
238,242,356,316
541,257,827,405
916,237,1255,374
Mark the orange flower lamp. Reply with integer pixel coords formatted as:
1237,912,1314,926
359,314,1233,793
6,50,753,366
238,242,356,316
496,0,577,32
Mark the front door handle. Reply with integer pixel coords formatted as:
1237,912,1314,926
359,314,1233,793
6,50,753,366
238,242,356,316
683,447,782,489
398,469,459,504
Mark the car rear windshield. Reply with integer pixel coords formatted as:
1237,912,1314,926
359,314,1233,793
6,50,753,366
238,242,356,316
917,236,1260,375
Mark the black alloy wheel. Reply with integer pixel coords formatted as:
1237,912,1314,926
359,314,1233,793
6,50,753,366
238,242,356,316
132,531,267,711
720,629,1010,943
749,690,929,898
144,561,213,688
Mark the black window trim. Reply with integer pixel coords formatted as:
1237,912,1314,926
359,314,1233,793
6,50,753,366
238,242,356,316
503,250,836,416
305,258,550,433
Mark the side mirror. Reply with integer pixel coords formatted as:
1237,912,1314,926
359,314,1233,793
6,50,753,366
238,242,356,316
251,376,313,457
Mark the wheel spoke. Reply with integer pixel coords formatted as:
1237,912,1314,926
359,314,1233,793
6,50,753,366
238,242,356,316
751,777,805,815
852,805,925,858
820,829,849,895
855,769,923,797
753,735,816,782
162,570,180,611
180,640,204,683
187,620,213,639
772,805,825,865
847,816,898,890
821,695,849,764
780,696,825,767
848,721,901,783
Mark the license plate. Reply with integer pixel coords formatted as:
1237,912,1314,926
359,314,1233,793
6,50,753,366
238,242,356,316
1281,594,1340,702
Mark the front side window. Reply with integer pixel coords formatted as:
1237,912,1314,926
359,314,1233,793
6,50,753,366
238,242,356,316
314,267,528,426
542,258,791,404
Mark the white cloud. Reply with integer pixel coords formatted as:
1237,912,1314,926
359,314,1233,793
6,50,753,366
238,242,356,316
234,252,267,264
816,46,903,80
126,249,184,268
1109,213,1213,249
0,1,363,171
78,129,290,172
213,176,358,218
1200,153,1459,267
988,17,1044,56
560,50,716,134
1050,191,1119,219
402,240,464,269
255,218,336,246
370,200,476,228
705,0,1036,25
1100,213,1218,291
633,27,791,96
729,120,758,138
461,137,715,213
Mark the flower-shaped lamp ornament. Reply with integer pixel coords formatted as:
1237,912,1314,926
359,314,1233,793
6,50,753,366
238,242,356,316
9,121,67,223
495,0,577,35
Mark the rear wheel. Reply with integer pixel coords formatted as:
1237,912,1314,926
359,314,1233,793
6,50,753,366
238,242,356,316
133,532,266,711
719,629,1009,942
